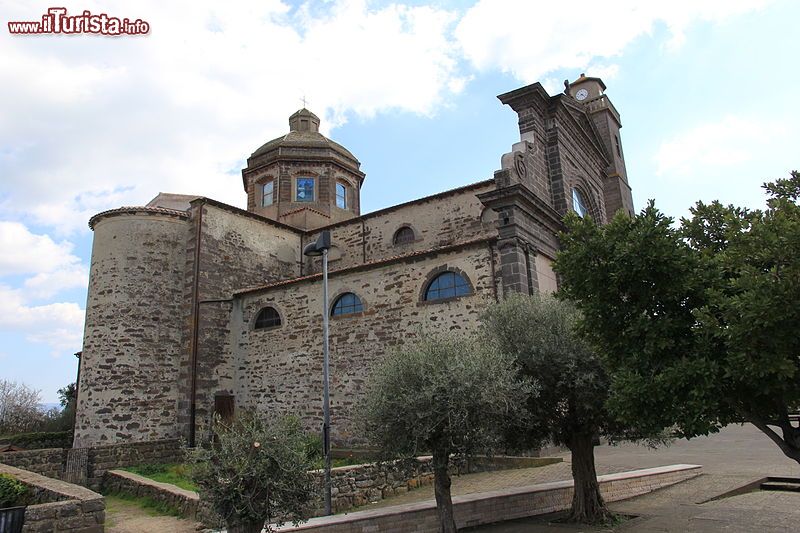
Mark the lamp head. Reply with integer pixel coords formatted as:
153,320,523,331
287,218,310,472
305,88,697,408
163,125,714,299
303,230,331,257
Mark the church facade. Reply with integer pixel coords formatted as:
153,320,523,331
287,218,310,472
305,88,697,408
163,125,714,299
73,76,633,448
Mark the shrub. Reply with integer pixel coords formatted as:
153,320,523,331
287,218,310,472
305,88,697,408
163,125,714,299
0,474,29,508
188,413,315,533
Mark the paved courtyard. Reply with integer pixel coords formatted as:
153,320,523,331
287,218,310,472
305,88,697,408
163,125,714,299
356,424,800,531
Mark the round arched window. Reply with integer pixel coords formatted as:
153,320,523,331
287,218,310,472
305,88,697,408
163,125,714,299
393,226,415,245
331,293,364,317
254,307,281,329
424,272,471,301
572,188,589,218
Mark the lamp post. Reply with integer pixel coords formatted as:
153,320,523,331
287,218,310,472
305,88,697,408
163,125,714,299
302,230,332,515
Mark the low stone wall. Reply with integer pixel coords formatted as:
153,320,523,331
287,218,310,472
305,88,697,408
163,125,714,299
0,463,105,533
0,439,184,490
104,454,564,526
276,464,703,532
87,439,184,490
0,448,66,479
323,455,561,513
103,469,221,527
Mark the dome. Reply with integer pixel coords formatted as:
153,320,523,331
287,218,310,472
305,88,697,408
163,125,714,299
249,108,360,168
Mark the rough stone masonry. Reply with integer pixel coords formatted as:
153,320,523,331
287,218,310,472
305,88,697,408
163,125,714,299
73,74,634,448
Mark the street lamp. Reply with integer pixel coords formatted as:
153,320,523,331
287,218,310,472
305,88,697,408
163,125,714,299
302,230,333,516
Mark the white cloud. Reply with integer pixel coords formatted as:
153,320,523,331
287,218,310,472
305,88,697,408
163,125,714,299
0,221,87,286
0,0,465,234
654,115,790,178
455,0,772,83
0,285,84,356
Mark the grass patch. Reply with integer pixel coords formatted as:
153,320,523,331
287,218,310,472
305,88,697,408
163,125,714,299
104,492,183,518
123,463,198,492
331,456,374,468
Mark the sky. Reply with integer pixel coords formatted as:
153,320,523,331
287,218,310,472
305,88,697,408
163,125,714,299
1,0,797,402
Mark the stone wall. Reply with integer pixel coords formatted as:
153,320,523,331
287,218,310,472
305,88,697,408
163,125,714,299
234,242,499,445
0,463,105,533
75,210,191,448
103,469,220,526
87,439,184,490
184,201,303,443
320,455,560,514
0,439,183,491
0,448,65,479
102,454,560,526
278,464,703,533
304,181,496,274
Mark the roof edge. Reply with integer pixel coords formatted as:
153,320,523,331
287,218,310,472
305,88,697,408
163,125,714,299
235,235,497,297
306,179,494,234
88,206,190,230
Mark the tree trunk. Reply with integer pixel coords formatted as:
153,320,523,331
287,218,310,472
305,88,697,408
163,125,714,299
746,415,800,465
567,432,611,524
432,450,457,533
227,520,265,533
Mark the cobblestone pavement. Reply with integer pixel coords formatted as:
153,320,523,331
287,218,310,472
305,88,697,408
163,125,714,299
360,424,800,532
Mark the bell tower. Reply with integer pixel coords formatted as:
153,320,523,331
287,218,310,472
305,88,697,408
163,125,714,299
569,74,634,217
241,109,365,230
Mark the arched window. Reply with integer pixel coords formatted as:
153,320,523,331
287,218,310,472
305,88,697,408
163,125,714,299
262,180,274,207
336,182,347,209
331,293,364,317
572,188,589,218
393,226,415,245
424,271,471,301
254,307,281,329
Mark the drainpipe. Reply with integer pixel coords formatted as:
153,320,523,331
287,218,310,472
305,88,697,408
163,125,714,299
188,202,204,447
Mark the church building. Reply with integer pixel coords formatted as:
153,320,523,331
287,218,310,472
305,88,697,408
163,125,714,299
73,76,633,448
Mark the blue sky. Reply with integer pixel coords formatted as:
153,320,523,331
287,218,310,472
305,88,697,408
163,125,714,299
1,0,798,402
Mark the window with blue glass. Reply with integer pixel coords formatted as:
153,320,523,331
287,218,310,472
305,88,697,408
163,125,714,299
331,292,364,316
296,177,315,202
424,272,471,301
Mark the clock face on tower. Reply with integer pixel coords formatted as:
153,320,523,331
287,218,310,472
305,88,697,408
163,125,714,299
575,88,589,101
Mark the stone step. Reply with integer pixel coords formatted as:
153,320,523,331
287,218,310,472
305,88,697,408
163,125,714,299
761,477,800,492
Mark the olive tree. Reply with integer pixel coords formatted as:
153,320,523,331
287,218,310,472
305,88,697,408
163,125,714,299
481,294,620,523
555,171,800,465
188,413,315,533
362,332,530,533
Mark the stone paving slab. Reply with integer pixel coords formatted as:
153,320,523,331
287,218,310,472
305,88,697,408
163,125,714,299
473,424,800,532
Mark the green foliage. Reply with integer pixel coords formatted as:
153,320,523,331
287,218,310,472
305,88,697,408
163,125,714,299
0,380,77,436
302,433,323,464
0,430,73,450
124,463,198,492
480,293,611,447
0,473,29,508
362,331,530,461
187,413,315,531
555,171,800,461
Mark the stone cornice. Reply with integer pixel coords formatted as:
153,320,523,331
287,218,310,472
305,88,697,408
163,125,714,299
88,206,189,230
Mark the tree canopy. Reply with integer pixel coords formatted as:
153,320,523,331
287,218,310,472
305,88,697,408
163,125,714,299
481,293,615,523
555,171,800,463
362,331,528,532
